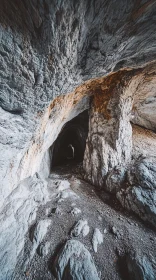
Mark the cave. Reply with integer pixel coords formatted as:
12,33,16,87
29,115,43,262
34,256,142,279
0,1,156,280
51,110,89,167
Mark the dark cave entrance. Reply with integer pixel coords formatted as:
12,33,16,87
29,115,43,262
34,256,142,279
51,110,89,168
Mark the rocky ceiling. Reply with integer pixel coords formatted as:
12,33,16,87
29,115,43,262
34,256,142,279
0,1,156,279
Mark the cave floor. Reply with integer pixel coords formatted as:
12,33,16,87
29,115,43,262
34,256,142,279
13,164,156,280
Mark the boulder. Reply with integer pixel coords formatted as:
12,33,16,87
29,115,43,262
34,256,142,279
53,240,100,280
71,220,89,237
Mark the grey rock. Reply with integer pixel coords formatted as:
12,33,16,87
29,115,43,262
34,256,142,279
0,174,50,280
0,1,156,279
38,241,51,256
111,226,121,238
92,228,103,253
128,156,156,190
117,156,156,228
127,254,155,280
71,220,89,237
53,240,100,280
112,226,117,235
32,219,51,245
71,207,81,216
1,0,156,208
105,166,126,193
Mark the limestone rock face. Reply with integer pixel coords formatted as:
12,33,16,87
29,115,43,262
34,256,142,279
105,166,126,194
117,156,156,228
83,71,133,187
0,0,156,207
0,1,156,279
0,173,50,280
53,240,100,280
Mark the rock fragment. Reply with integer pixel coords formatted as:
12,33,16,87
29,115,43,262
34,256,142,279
56,180,70,192
32,219,51,245
71,207,81,216
28,219,51,263
53,240,100,280
71,220,89,237
111,226,121,238
38,241,51,257
82,224,90,237
92,228,103,253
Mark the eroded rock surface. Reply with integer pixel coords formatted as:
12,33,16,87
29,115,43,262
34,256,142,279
0,1,156,279
53,240,100,280
83,65,156,189
126,254,155,280
0,0,156,207
0,173,50,280
12,171,156,280
117,156,156,228
71,219,89,237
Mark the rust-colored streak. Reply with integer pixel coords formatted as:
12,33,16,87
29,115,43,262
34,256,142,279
91,69,134,119
47,62,155,121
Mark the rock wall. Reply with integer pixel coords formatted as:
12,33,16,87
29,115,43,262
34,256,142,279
83,64,156,188
116,125,156,228
117,155,156,228
0,173,50,279
1,0,156,209
0,88,90,209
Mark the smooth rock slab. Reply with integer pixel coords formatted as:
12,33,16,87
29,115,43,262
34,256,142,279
53,240,100,280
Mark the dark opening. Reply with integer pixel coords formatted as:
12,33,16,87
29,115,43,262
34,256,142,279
51,110,89,167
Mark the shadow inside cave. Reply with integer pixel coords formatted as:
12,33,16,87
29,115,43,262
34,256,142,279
50,110,89,169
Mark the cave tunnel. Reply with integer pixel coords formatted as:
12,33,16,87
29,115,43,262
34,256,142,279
51,110,89,168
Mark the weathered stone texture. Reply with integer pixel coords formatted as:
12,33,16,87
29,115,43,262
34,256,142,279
53,240,100,280
126,254,155,280
0,1,156,278
0,173,50,279
83,65,156,188
0,0,156,207
117,156,156,228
